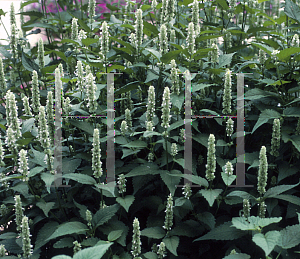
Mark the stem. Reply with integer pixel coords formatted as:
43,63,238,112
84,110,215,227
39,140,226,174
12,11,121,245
165,135,168,171
0,16,9,38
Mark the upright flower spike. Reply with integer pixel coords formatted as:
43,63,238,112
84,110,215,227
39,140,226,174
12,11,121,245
157,242,167,259
291,34,300,47
170,143,178,157
159,24,168,55
125,108,132,130
205,134,216,182
10,2,16,27
92,128,103,179
14,195,24,232
75,61,85,93
5,90,22,139
243,199,251,219
135,9,143,52
22,96,33,116
85,73,98,113
0,135,5,167
258,201,267,218
21,216,33,258
257,146,268,195
270,118,281,157
46,90,55,147
160,0,168,26
259,49,267,66
0,57,7,95
126,91,133,111
86,209,92,229
271,50,280,66
38,38,45,69
165,0,175,30
187,22,196,57
192,0,201,36
146,85,156,126
121,120,128,136
71,18,79,41
78,29,87,41
18,149,30,182
5,127,18,154
100,21,109,58
226,118,234,137
31,70,41,114
58,63,64,78
210,43,219,64
73,241,82,254
163,193,173,231
161,87,171,138
38,106,51,150
131,217,142,258
146,121,154,132
170,59,180,95
0,244,6,257
222,68,232,115
182,182,192,199
88,0,96,25
130,33,137,50
10,24,18,60
117,173,127,194
225,161,233,176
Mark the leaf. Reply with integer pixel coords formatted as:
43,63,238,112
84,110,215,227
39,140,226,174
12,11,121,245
20,0,39,9
36,201,55,217
163,236,179,256
0,47,11,59
191,83,214,92
141,227,166,239
226,190,256,201
62,158,81,174
82,38,99,47
251,42,273,55
193,221,247,242
251,109,281,134
221,172,237,186
69,119,94,135
170,92,184,110
160,171,181,197
23,22,57,30
22,52,40,72
35,221,59,249
275,194,300,206
277,224,300,249
73,243,113,259
40,173,61,193
179,173,209,188
232,216,282,231
290,135,300,153
199,189,223,207
284,0,300,23
45,221,88,242
92,204,120,229
116,195,135,213
93,183,117,198
161,50,182,64
264,182,300,198
244,88,274,101
63,173,96,185
144,70,159,83
121,140,147,148
283,107,300,117
223,254,251,259
0,232,17,240
218,52,236,68
197,212,216,230
51,256,72,259
216,0,229,9
252,231,281,257
277,161,299,183
145,48,162,61
277,47,300,61
124,163,161,177
108,230,123,242
53,237,74,248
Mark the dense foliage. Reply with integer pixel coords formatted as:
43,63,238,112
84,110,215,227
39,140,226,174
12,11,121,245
0,0,300,258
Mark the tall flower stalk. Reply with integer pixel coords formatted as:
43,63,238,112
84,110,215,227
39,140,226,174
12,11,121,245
257,146,268,196
159,24,168,55
270,118,281,157
135,9,143,54
163,193,173,231
100,21,109,67
71,17,79,41
21,216,33,258
205,134,216,185
38,38,45,70
18,149,30,182
92,128,103,180
31,70,41,114
85,73,98,113
0,57,7,97
222,68,232,115
46,90,55,147
14,195,24,232
146,85,156,126
131,217,142,258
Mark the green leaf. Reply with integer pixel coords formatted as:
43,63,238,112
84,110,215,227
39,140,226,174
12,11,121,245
45,221,88,242
143,20,159,37
36,201,55,217
69,119,94,135
61,159,82,174
196,212,216,230
193,221,246,242
161,50,182,64
40,173,61,193
51,256,72,259
264,182,300,198
82,38,99,47
116,195,135,213
124,163,161,177
20,0,39,9
73,243,113,259
21,118,35,134
226,190,256,201
251,109,281,134
0,47,12,59
141,227,166,239
143,131,162,138
216,0,229,9
22,52,40,72
121,148,142,159
160,171,181,197
244,88,275,101
106,3,120,11
23,22,57,30
251,42,273,55
145,48,162,61
277,47,300,61
275,194,300,206
218,52,236,68
221,172,237,186
35,221,59,250
252,231,281,257
232,216,282,231
63,173,97,185
92,204,120,229
163,236,179,256
284,0,300,23
170,92,184,110
144,70,159,83
277,224,300,249
199,189,223,207
93,183,117,198
108,230,123,242
290,135,300,153
110,36,135,54
121,140,147,148
277,161,299,183
176,172,209,188
223,254,251,259
16,137,34,146
53,237,74,248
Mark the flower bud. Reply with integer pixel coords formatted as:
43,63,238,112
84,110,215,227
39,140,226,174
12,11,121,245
21,216,33,257
258,201,266,218
86,209,92,228
85,73,98,113
31,70,41,114
159,24,168,55
257,146,268,195
100,21,109,57
135,9,143,51
92,128,103,179
14,195,24,232
131,217,142,257
157,242,167,259
222,68,232,115
182,182,192,199
71,18,79,41
270,118,281,157
170,143,178,157
121,120,128,136
117,173,127,194
163,193,173,231
0,244,6,257
161,87,172,137
0,57,7,95
243,198,251,219
73,240,82,254
38,38,45,69
205,134,216,182
146,85,156,126
46,91,55,147
22,96,33,116
18,149,30,182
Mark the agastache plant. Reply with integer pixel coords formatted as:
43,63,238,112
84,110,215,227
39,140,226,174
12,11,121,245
0,57,7,96
73,241,82,254
135,9,143,53
159,24,168,55
5,127,18,155
75,60,85,93
157,242,167,258
92,128,103,179
21,216,33,258
71,17,79,41
14,195,24,232
46,90,55,147
85,73,98,113
117,173,127,194
18,149,30,182
131,217,142,258
163,193,173,231
22,96,33,116
146,85,156,126
31,70,41,114
0,244,6,257
10,2,16,27
257,146,268,195
270,118,281,157
192,0,201,36
38,38,45,69
10,24,18,60
88,0,96,25
86,209,92,229
226,118,234,137
186,22,196,58
205,134,216,183
182,182,192,199
161,86,171,138
125,108,132,131
0,135,5,167
100,21,109,61
170,59,180,95
222,68,232,115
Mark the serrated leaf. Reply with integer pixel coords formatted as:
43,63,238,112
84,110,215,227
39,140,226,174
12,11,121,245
108,230,123,242
163,236,179,256
35,221,59,249
180,173,209,188
160,50,182,64
92,204,120,228
222,254,251,259
277,162,299,183
22,52,40,72
160,172,181,197
199,189,223,207
28,147,47,168
73,243,113,259
193,221,246,242
116,195,135,213
53,237,74,248
141,227,166,239
0,232,17,240
226,190,256,200
277,224,300,249
216,0,229,10
251,42,274,55
69,119,94,135
284,0,300,23
62,159,81,174
21,118,35,134
251,109,281,134
218,52,236,68
252,231,280,257
40,173,61,193
170,92,184,110
221,172,237,186
143,252,158,259
124,163,161,177
283,107,300,117
197,212,216,230
36,201,55,217
275,194,300,206
232,216,282,231
264,182,300,198
93,183,117,198
145,48,162,61
45,221,88,242
63,173,96,185
290,135,300,153
82,38,99,47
